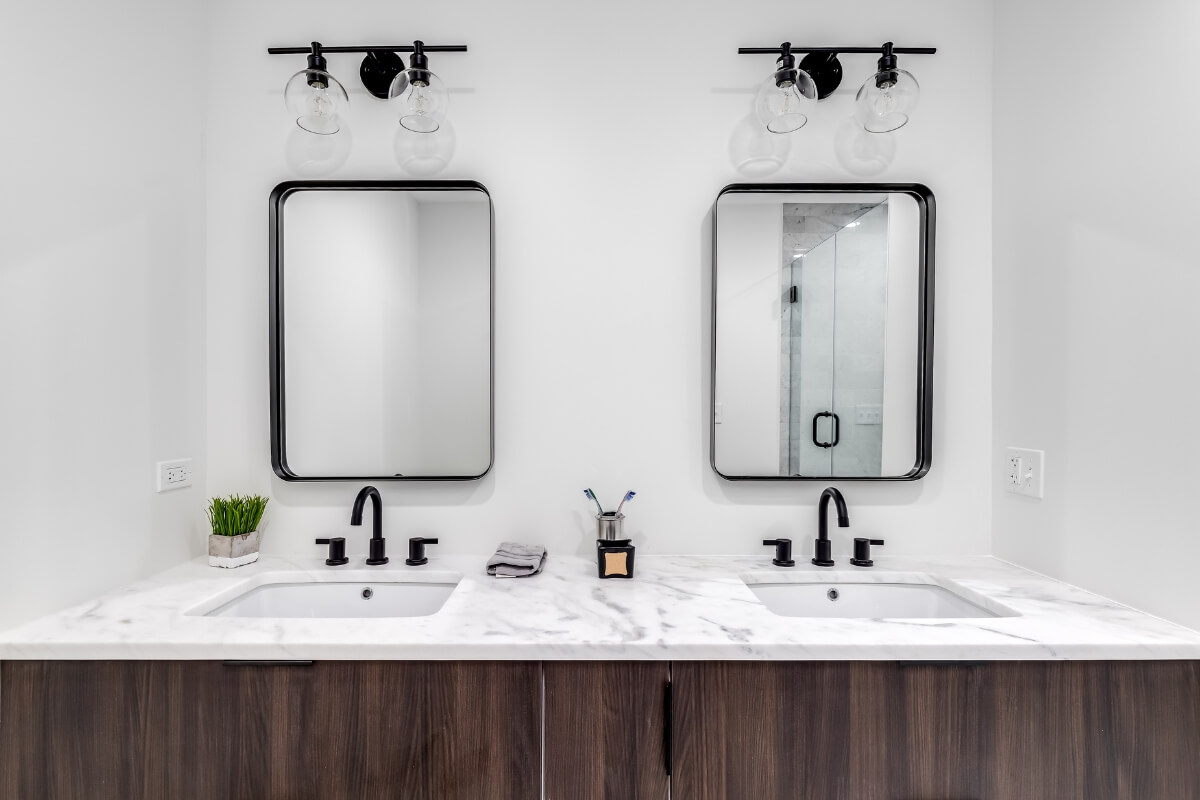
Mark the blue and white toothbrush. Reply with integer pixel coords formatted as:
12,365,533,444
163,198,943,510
584,488,605,515
615,490,636,514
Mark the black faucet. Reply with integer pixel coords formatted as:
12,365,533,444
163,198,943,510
813,487,849,567
351,486,388,565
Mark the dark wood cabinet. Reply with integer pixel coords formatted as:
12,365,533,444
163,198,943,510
3,659,1198,799
0,660,541,800
671,660,1200,800
543,661,670,800
982,661,1200,800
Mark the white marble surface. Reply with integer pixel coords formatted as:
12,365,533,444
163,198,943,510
2,554,1199,660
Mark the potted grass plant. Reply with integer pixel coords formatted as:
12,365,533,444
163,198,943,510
206,494,269,568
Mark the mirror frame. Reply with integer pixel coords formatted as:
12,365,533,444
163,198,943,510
710,182,935,481
268,179,495,482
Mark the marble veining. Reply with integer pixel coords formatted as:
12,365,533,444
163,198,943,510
1,554,1199,661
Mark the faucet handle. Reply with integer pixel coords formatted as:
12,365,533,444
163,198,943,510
406,537,439,566
763,539,795,568
315,537,349,566
850,537,884,567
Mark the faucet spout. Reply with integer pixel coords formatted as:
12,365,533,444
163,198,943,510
351,486,387,565
818,487,849,541
813,487,849,567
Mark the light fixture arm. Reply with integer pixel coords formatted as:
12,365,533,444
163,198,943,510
267,43,468,55
737,44,935,56
739,42,934,102
269,40,466,100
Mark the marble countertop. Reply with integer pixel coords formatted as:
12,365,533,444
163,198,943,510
2,553,1198,660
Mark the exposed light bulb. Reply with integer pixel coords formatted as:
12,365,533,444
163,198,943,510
284,56,348,137
392,64,448,134
778,83,797,113
869,81,898,116
409,81,431,116
307,85,334,118
855,44,920,134
755,69,815,134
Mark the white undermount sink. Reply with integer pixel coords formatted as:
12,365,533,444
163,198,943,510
743,573,1015,619
188,573,461,619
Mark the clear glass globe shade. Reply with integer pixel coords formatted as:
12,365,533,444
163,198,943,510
754,69,817,134
389,68,448,133
855,68,919,133
284,69,349,135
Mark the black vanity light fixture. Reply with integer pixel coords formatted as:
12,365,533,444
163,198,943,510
754,43,819,133
282,43,349,136
269,40,467,134
739,42,935,134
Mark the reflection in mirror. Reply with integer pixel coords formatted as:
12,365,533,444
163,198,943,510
712,185,933,480
271,182,492,480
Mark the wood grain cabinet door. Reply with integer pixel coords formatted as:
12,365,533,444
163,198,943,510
981,661,1200,800
0,660,541,800
543,661,670,800
670,661,984,800
672,660,1200,800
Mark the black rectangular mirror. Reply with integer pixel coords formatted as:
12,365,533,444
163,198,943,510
711,183,934,480
270,180,493,481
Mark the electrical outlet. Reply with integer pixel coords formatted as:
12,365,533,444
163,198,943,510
156,458,193,492
1004,447,1044,498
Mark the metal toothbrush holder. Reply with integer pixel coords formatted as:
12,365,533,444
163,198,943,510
595,513,635,579
596,512,625,541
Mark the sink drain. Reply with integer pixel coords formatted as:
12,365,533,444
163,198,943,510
361,587,374,600
827,588,840,602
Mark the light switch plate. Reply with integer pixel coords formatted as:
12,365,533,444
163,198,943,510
156,458,193,492
1005,447,1044,498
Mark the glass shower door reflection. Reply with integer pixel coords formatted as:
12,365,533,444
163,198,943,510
787,235,836,477
784,203,889,478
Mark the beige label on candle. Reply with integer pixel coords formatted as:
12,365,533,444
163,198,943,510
603,551,628,577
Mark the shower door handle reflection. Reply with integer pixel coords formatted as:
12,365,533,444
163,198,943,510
812,412,841,448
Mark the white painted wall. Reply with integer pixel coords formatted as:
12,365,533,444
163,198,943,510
205,0,993,561
412,198,491,476
993,0,1200,630
714,201,783,475
0,1,207,629
881,195,920,474
284,192,407,474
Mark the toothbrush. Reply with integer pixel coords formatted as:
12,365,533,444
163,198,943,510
583,488,605,515
615,490,636,514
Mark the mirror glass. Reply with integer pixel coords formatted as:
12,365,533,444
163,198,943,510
271,182,492,480
712,185,933,480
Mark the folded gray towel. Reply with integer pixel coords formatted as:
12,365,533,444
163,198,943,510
486,542,547,578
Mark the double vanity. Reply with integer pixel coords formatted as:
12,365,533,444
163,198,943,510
2,180,1198,800
2,552,1200,799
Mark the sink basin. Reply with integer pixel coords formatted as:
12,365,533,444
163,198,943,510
743,574,1012,619
192,576,460,619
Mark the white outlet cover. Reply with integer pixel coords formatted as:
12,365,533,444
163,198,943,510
1004,447,1044,499
156,458,194,492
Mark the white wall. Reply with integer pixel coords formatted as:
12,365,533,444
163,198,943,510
714,201,784,475
0,1,207,629
992,0,1200,630
204,0,994,561
284,192,403,474
881,196,919,474
412,198,491,476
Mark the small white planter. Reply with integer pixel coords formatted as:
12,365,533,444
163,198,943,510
208,530,262,569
